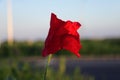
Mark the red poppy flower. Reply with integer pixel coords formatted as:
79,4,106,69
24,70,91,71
42,13,82,57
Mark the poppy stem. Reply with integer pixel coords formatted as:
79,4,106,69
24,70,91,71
43,54,52,80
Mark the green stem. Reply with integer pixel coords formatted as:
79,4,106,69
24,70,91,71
43,54,52,80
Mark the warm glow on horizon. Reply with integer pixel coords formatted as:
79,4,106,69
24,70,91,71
7,0,13,45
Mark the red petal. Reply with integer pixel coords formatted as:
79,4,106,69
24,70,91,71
42,13,82,57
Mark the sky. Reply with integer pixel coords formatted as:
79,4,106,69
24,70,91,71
0,0,120,41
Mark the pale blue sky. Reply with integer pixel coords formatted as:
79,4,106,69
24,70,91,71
0,0,120,41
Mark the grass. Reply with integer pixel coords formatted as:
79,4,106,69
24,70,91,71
0,57,94,80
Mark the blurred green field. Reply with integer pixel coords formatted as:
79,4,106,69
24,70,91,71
0,39,120,58
0,57,94,80
0,39,120,80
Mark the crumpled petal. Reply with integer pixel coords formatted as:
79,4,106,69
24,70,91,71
42,13,82,57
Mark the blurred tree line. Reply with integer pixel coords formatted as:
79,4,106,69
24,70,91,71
0,39,120,58
0,41,43,58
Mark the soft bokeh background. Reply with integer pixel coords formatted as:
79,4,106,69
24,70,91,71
0,0,120,80
0,0,120,41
